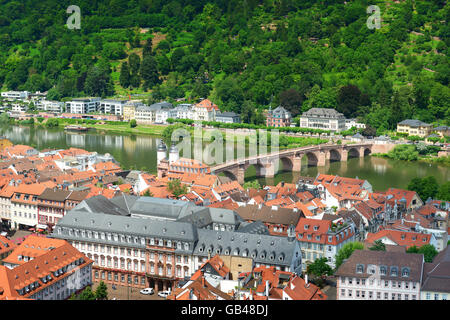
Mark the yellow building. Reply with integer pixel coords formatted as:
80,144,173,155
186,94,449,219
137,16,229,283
397,119,432,137
0,137,13,151
123,102,138,121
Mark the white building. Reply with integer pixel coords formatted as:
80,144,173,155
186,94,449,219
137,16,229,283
40,100,64,113
300,108,346,132
336,250,423,300
66,98,101,114
173,104,194,120
345,119,366,130
100,99,127,116
0,236,93,300
1,91,29,101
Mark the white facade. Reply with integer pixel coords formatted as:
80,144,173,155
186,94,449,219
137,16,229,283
11,200,39,228
67,98,100,114
41,100,64,113
337,275,420,300
345,119,366,130
1,91,29,100
100,100,127,116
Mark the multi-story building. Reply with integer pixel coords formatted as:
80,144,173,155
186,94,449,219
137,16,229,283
215,112,241,124
295,217,356,269
0,185,16,230
99,99,127,116
299,108,346,132
152,102,175,124
37,189,72,228
192,99,218,122
266,106,292,127
40,100,64,113
335,250,424,300
0,235,93,300
420,246,449,300
1,91,29,101
134,105,153,125
397,119,432,137
172,104,194,120
66,98,101,114
122,100,144,121
10,184,47,230
51,195,303,292
345,118,366,130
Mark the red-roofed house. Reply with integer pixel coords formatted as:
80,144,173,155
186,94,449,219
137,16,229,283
295,217,356,269
365,229,435,249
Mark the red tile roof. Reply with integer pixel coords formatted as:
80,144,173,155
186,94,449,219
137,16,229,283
366,229,431,249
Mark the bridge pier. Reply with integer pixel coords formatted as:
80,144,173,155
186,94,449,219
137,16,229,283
292,156,302,172
260,163,275,178
317,151,326,167
341,150,348,162
359,147,365,158
237,166,245,185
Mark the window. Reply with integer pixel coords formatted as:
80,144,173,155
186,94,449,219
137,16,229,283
356,264,364,273
341,289,345,297
434,294,439,300
380,266,387,275
391,293,395,300
390,267,398,277
401,267,410,277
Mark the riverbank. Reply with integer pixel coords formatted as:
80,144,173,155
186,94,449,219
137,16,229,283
372,153,450,167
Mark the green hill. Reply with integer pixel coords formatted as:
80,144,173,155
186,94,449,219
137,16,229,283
0,0,448,133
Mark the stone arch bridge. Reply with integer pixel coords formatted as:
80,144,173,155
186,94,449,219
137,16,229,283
211,143,374,185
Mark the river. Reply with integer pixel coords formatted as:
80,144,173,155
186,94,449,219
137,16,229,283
0,124,448,191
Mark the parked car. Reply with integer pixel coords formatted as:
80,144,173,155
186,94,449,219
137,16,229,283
140,288,154,295
157,290,170,298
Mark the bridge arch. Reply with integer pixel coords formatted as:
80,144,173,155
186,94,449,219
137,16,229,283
328,149,341,162
305,152,319,166
363,147,371,156
348,147,360,159
279,156,294,171
221,170,238,182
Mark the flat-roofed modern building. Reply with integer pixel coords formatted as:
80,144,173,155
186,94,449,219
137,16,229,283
300,108,346,132
100,99,127,116
66,98,101,114
40,100,64,113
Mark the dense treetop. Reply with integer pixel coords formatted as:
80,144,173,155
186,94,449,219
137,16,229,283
0,0,448,132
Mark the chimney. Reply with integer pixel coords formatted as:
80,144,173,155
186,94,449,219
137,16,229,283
258,203,262,210
305,274,308,287
265,280,269,297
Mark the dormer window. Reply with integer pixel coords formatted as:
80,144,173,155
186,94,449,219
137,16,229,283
304,225,309,230
391,267,398,277
401,267,410,277
316,236,320,241
356,264,364,273
380,266,387,275
313,226,318,231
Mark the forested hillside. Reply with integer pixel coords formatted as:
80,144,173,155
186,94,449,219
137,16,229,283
0,0,448,132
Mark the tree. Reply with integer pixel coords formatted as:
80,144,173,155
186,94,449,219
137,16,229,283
307,257,333,277
407,244,438,263
45,118,59,128
337,85,362,118
387,144,419,161
119,62,131,88
243,180,261,190
369,240,386,251
140,55,160,90
279,88,303,117
335,242,364,270
95,281,108,300
78,286,96,300
407,176,439,201
167,179,188,199
143,189,154,197
84,65,114,98
362,125,376,137
130,119,137,128
143,37,153,57
436,182,450,201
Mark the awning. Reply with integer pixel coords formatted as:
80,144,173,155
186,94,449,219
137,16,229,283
36,224,48,230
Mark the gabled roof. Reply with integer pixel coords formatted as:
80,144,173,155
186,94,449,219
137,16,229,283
366,229,431,249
